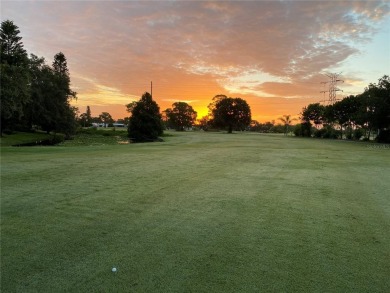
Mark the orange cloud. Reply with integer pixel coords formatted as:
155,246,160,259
2,1,389,121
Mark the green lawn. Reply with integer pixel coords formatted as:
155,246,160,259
1,132,389,292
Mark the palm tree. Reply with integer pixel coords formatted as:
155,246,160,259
278,115,297,136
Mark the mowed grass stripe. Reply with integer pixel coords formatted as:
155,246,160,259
1,132,389,292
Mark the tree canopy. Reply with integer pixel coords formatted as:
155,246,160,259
0,20,28,66
0,20,77,137
99,112,114,125
208,95,251,133
298,75,390,142
0,20,30,133
164,102,197,131
127,92,163,142
79,106,93,127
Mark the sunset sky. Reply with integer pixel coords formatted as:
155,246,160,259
2,1,390,122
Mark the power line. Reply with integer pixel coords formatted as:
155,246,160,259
319,73,344,105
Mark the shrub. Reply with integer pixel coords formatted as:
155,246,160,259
49,134,65,145
314,128,326,138
353,128,364,140
293,124,302,136
376,129,390,143
12,134,65,146
320,125,340,139
77,127,98,135
294,123,311,137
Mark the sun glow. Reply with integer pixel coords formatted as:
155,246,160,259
7,0,385,122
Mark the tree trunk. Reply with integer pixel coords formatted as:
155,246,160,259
228,124,233,133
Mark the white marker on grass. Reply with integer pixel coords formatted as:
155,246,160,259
112,267,117,272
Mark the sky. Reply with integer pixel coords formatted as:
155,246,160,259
2,0,390,122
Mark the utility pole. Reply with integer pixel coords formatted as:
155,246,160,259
320,73,344,105
151,81,153,98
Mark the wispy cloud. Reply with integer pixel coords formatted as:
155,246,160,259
72,75,138,106
2,0,389,120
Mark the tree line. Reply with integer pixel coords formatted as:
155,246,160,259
1,19,253,142
1,20,77,137
1,20,128,137
295,76,390,142
3,19,387,143
126,93,252,141
78,106,129,127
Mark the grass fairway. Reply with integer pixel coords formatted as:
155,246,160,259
1,132,389,292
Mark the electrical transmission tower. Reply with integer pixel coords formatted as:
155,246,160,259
320,73,344,105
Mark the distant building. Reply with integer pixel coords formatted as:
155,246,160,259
113,123,126,128
92,123,109,128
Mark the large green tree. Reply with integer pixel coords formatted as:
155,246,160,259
50,52,77,136
127,92,163,142
26,52,77,136
26,54,55,130
209,95,251,133
0,20,30,134
301,103,325,127
165,102,197,131
361,76,390,137
1,20,77,137
1,20,29,65
326,95,362,138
